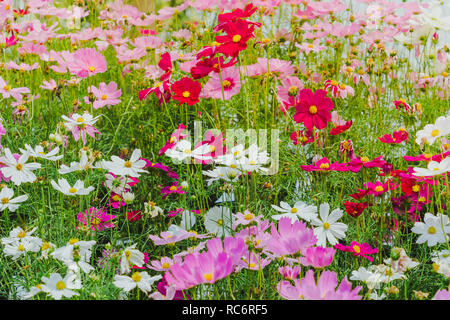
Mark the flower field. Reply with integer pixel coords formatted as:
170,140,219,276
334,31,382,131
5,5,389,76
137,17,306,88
0,0,450,301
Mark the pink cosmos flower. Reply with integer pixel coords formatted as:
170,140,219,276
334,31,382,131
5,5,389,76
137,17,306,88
334,241,378,262
206,236,248,266
299,246,335,268
232,210,264,229
344,156,387,173
276,76,303,112
203,66,241,100
293,88,334,131
324,79,354,98
301,157,348,172
89,81,122,109
147,256,183,272
278,265,300,280
66,48,107,78
76,207,116,231
160,181,186,199
296,39,327,54
158,124,188,156
165,251,234,290
266,217,317,257
40,79,57,91
6,61,40,71
0,76,30,100
433,289,450,300
61,112,101,146
277,269,362,300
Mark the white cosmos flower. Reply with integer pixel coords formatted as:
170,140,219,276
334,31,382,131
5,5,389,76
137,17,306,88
61,112,100,130
51,239,96,274
50,178,95,196
58,151,99,174
179,210,196,230
102,149,147,177
418,4,450,31
0,148,41,185
1,226,39,245
0,187,28,212
3,238,42,260
394,23,435,45
413,157,450,177
165,140,212,163
113,272,162,293
238,143,269,173
271,201,318,223
311,203,348,247
204,206,234,237
415,116,450,146
104,173,129,194
120,244,145,274
203,166,240,186
40,273,81,300
19,144,63,161
411,212,450,247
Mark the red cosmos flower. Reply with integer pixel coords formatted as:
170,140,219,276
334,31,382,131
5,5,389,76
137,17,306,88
158,52,173,82
290,129,316,146
335,241,378,262
393,98,412,114
3,34,18,48
214,4,261,32
349,189,369,200
300,157,348,172
215,19,257,57
378,129,408,144
191,55,237,80
126,210,143,222
330,120,353,135
293,89,334,131
139,80,171,105
403,151,450,163
344,201,368,218
344,156,386,173
171,77,202,106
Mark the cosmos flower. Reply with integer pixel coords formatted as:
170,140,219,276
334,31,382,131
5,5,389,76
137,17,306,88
293,88,334,131
335,241,379,262
171,77,202,106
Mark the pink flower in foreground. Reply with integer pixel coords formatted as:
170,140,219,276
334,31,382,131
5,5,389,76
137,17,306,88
378,129,408,144
165,251,234,290
335,241,379,262
89,81,122,109
364,179,399,197
433,289,450,300
277,269,362,300
266,217,317,257
300,246,335,268
67,48,107,78
77,207,116,231
203,66,241,100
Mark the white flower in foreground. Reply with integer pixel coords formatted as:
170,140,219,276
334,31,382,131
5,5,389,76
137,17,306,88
113,272,161,293
19,144,63,161
3,239,42,260
61,112,100,130
102,149,147,177
41,273,81,300
411,212,450,247
51,178,95,196
271,201,318,223
0,187,28,212
204,206,234,237
238,143,270,173
311,203,348,247
1,226,40,245
0,148,41,185
120,244,145,274
202,166,240,185
413,157,450,177
415,116,450,146
165,140,212,163
51,239,96,274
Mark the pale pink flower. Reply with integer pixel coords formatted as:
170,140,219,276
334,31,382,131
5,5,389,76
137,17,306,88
89,81,122,109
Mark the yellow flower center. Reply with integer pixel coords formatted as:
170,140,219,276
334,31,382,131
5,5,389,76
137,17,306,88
418,196,426,202
374,186,384,193
69,238,79,245
217,219,223,226
125,250,131,260
169,186,177,191
69,187,77,193
162,262,171,269
307,43,314,48
17,230,27,238
249,160,256,165
352,245,361,253
361,156,370,163
442,71,448,77
16,163,23,171
203,273,213,281
42,242,51,251
182,91,190,98
290,207,298,213
431,129,440,137
309,105,318,114
412,185,420,193
124,161,132,168
323,222,330,230
330,80,338,86
1,197,9,204
232,35,242,43
56,281,66,290
112,195,121,201
424,153,433,159
340,84,346,89
3,85,11,91
428,226,436,234
169,136,177,143
357,69,365,75
101,94,108,100
222,80,231,88
319,163,330,169
88,66,96,72
76,117,84,123
131,272,142,282
18,244,24,251
209,145,215,152
244,213,254,220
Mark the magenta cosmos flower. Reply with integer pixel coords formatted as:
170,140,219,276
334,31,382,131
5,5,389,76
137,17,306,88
203,66,241,100
89,81,122,109
364,179,399,197
335,241,378,262
266,217,317,257
293,88,334,131
277,269,362,300
164,251,234,290
77,207,116,231
67,48,107,78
